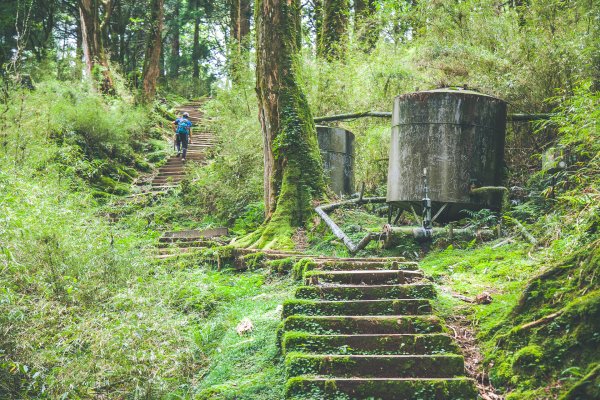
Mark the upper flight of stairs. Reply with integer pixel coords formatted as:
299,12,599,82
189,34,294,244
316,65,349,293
279,257,478,400
150,100,216,192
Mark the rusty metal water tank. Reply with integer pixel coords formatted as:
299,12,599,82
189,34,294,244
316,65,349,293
386,89,507,221
317,126,355,196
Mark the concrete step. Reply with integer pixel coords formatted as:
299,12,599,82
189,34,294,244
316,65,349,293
282,315,444,335
285,353,466,379
304,270,424,285
157,241,211,248
282,299,432,318
281,333,459,355
158,247,205,255
152,178,184,184
153,174,185,182
154,175,185,180
160,228,229,241
157,170,186,176
149,185,178,190
294,284,436,301
315,260,419,271
285,377,478,400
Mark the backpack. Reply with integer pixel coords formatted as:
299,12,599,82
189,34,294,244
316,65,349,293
176,118,190,135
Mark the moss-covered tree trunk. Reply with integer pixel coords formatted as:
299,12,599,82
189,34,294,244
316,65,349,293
78,0,115,94
317,0,349,60
249,0,324,248
354,0,378,51
313,0,323,51
141,0,164,101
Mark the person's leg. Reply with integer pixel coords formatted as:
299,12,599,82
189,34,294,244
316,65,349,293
181,134,188,159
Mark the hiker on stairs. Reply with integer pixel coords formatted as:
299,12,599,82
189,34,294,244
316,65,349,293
173,112,193,161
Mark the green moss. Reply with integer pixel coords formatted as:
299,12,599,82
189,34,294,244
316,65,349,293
292,258,317,280
267,257,296,274
240,252,267,270
284,376,478,399
281,331,459,356
512,345,544,374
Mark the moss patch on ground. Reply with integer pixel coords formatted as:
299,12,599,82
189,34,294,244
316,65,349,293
420,240,600,399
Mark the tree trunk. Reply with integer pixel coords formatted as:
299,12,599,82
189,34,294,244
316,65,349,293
142,0,164,100
229,0,252,81
354,0,378,51
252,0,324,248
78,0,115,94
313,0,322,50
169,0,181,77
318,0,349,61
230,0,252,49
192,10,200,79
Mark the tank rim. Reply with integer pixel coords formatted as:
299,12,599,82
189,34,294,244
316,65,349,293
395,88,505,102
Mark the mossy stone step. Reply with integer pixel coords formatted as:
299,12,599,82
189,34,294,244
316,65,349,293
282,299,432,318
284,377,478,400
157,240,210,248
304,270,424,285
282,316,444,335
315,260,419,271
157,247,202,255
281,333,459,355
285,353,465,379
295,284,436,301
159,236,216,243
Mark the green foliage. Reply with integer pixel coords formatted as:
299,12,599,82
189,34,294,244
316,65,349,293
0,79,161,197
179,82,263,227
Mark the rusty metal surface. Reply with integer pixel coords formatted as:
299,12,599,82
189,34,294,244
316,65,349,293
386,89,507,220
317,126,355,196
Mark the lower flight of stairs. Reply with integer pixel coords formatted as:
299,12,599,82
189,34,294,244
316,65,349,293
155,227,229,259
279,258,478,400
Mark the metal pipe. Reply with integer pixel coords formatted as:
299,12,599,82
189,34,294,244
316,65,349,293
315,197,387,254
313,111,553,123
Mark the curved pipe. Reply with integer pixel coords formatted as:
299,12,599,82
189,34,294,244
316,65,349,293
314,197,386,254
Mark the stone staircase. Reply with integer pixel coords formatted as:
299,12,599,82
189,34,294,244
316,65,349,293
279,258,478,399
150,100,216,191
155,227,229,259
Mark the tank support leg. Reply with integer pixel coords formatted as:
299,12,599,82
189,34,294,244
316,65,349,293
393,208,403,225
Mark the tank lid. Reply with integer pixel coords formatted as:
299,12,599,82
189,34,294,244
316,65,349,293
395,88,504,101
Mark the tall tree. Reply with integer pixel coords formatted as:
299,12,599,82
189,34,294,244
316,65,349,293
317,0,349,60
313,0,322,49
78,0,115,94
142,0,164,100
169,0,181,77
229,0,252,51
252,0,324,247
191,0,201,79
354,0,378,51
228,0,251,81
